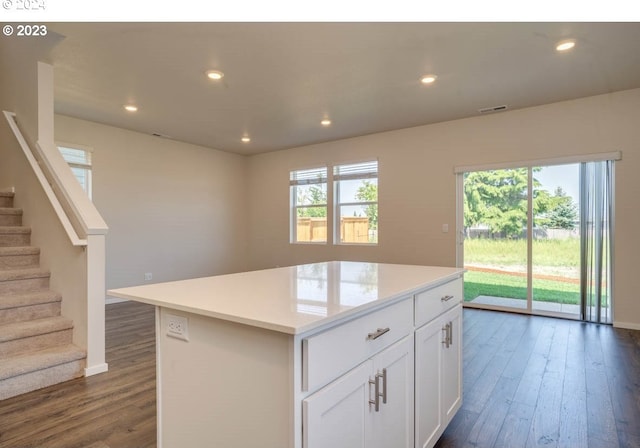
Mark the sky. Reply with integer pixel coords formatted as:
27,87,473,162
535,164,580,205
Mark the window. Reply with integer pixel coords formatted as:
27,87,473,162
290,167,328,243
334,161,378,244
290,161,379,245
58,144,93,200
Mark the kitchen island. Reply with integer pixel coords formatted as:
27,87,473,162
108,261,465,448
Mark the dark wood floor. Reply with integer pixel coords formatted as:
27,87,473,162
1,303,639,447
0,301,157,448
436,308,640,448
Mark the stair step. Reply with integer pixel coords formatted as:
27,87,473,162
0,192,14,208
0,316,73,357
0,226,31,247
0,246,40,270
0,208,23,226
0,290,62,324
0,268,50,295
0,344,86,400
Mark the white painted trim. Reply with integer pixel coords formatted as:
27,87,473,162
3,110,88,246
36,140,107,235
613,321,640,330
85,234,107,374
155,307,163,448
85,363,109,377
454,151,622,174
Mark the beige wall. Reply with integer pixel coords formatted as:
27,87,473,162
246,88,640,328
54,115,249,295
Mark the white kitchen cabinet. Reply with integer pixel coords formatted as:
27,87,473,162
303,336,414,448
415,303,462,448
442,305,462,424
108,261,465,448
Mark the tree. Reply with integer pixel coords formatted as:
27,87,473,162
296,185,327,217
355,180,378,229
464,168,551,238
545,187,578,229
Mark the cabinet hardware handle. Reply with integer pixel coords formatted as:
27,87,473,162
441,295,455,302
442,323,451,348
448,321,453,346
367,327,390,341
380,368,387,405
368,375,381,412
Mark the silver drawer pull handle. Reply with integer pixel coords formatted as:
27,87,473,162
441,295,454,302
367,327,390,340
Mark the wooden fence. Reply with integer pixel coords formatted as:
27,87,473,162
297,217,370,243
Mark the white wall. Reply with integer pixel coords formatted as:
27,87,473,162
55,115,249,296
246,88,640,328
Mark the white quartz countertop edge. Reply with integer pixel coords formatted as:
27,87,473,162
108,263,465,336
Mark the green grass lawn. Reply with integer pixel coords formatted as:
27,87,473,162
464,271,580,304
464,237,580,267
464,238,580,304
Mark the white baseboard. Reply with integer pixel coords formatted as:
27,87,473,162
613,321,640,330
106,296,129,305
85,362,109,377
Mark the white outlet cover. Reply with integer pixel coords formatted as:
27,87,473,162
166,314,189,341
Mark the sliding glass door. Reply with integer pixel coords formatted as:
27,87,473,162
458,157,615,322
531,164,581,316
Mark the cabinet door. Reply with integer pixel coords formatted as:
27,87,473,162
414,317,444,448
370,336,414,448
441,305,462,424
303,361,374,448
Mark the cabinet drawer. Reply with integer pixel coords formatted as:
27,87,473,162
415,278,462,328
303,298,412,392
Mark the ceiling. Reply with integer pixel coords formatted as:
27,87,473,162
47,22,640,156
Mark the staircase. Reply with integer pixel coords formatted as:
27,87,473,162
0,191,86,400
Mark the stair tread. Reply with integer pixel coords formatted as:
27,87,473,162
0,267,49,282
0,226,31,234
0,208,22,215
0,316,73,342
0,290,61,310
0,192,14,198
0,344,85,381
0,246,39,256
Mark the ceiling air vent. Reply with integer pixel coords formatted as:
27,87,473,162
478,104,508,114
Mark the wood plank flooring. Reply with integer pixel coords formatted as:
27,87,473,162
1,302,639,447
436,308,640,448
0,301,156,448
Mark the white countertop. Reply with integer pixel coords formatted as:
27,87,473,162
108,261,464,335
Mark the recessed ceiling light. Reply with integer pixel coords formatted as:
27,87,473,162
206,70,224,80
124,105,138,112
321,119,332,127
241,136,251,143
556,40,576,52
420,74,437,84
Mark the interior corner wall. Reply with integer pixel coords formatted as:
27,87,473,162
246,88,640,328
54,115,249,297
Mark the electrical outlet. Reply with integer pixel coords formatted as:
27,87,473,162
442,224,449,233
166,314,189,341
144,272,153,281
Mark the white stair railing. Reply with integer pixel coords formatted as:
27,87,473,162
3,110,108,243
3,109,109,376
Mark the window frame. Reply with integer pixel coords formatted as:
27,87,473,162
333,160,379,246
289,166,329,244
57,142,93,200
